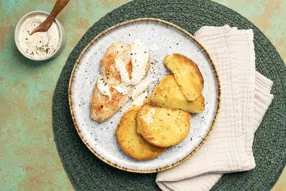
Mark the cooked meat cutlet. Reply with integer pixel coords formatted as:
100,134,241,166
90,42,132,122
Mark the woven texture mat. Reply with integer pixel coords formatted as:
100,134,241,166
52,0,286,190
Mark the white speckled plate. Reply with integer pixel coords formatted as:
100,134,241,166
69,18,220,173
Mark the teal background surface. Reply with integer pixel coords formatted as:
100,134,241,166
0,0,285,190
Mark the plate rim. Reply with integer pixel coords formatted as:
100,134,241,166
68,18,221,173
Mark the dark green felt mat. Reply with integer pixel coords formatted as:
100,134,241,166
52,0,286,190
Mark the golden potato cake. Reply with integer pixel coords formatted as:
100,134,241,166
144,97,151,104
150,75,205,113
137,104,190,147
116,106,165,160
164,53,204,101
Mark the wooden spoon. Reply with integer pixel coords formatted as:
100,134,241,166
30,0,70,35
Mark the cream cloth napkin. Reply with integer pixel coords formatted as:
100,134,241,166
156,25,274,191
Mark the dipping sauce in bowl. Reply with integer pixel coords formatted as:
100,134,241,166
15,11,65,61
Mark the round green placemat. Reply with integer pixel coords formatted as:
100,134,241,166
52,0,286,190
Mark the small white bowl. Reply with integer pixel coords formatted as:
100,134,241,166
14,11,66,61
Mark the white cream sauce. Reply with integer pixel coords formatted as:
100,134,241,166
18,14,60,59
132,78,156,100
112,85,130,95
132,91,148,106
97,72,111,99
97,40,153,101
114,57,131,85
130,39,150,85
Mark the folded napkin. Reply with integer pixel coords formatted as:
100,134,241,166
156,25,274,191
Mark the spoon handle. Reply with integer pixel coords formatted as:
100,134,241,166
30,0,70,35
49,0,70,19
